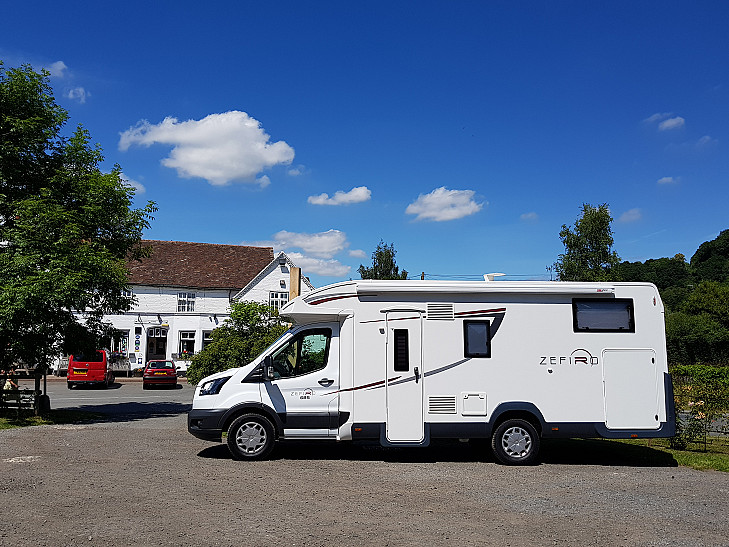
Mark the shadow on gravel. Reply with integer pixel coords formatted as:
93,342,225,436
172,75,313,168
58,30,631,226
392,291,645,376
61,401,191,423
198,438,678,467
541,439,678,467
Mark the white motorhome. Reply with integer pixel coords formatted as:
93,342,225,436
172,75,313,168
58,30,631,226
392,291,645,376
188,280,675,464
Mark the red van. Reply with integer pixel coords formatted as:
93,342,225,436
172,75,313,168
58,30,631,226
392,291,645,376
67,350,115,389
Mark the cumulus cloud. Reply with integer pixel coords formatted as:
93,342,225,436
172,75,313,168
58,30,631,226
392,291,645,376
405,187,483,222
66,87,88,104
120,173,145,194
657,176,679,185
618,208,642,223
286,252,351,277
308,186,372,206
348,249,367,258
287,165,308,176
273,229,349,258
44,61,68,78
118,111,295,186
520,212,539,222
658,116,685,131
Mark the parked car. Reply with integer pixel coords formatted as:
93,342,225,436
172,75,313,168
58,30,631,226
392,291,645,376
67,350,115,389
143,360,178,389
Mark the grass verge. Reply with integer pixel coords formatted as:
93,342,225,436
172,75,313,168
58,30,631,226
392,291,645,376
0,409,103,430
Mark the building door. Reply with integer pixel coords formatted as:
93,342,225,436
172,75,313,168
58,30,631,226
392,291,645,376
385,311,424,443
603,348,660,430
146,327,168,362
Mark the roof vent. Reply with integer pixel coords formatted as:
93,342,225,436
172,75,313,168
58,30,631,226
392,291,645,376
427,303,454,321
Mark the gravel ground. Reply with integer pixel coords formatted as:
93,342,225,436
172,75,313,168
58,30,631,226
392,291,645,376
2,411,729,547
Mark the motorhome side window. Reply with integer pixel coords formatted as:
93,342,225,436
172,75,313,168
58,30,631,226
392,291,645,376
270,329,332,379
572,299,635,333
464,321,491,358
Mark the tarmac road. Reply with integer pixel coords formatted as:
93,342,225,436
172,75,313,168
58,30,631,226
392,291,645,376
2,379,729,546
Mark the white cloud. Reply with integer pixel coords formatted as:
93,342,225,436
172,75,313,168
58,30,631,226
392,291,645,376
696,135,718,148
308,186,371,206
66,87,88,104
658,116,685,131
643,112,673,124
286,252,351,277
618,208,642,223
120,173,145,194
273,229,349,258
257,175,271,188
45,61,68,78
657,176,679,185
348,249,367,258
118,111,295,186
287,165,307,176
520,212,538,222
405,187,483,222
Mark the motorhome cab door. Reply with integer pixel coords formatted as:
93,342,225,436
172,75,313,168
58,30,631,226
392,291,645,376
263,324,340,438
385,310,424,443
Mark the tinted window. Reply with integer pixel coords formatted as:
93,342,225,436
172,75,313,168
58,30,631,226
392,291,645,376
71,351,104,363
464,321,490,358
573,299,635,332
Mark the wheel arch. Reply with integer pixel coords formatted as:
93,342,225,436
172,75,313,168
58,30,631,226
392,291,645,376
489,402,545,436
220,403,284,438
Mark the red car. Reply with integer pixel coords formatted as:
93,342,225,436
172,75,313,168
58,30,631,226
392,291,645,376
143,360,178,389
67,350,114,389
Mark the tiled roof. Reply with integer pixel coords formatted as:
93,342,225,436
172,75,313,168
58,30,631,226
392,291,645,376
126,240,274,290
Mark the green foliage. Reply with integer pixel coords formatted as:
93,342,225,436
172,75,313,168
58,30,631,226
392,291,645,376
666,313,729,366
691,229,729,283
614,254,692,293
358,240,408,280
186,301,286,385
0,63,156,370
669,364,729,449
554,203,620,281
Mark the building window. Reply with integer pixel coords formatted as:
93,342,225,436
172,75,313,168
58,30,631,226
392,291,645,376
179,331,196,356
178,292,196,312
269,291,289,311
111,330,129,354
202,331,213,350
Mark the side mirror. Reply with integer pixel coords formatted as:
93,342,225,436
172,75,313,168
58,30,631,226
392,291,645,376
263,355,275,380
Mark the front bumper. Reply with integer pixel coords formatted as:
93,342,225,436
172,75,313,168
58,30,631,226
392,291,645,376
188,408,227,442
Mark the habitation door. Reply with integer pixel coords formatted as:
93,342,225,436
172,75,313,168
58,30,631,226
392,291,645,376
603,348,660,430
385,310,424,443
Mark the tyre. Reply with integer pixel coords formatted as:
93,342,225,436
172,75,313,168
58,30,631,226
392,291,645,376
491,418,540,465
226,414,276,461
67,383,73,390
142,383,148,390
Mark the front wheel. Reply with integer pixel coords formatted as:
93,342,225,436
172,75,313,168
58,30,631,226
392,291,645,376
491,418,540,465
226,414,276,461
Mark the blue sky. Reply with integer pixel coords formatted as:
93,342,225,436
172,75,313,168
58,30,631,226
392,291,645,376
3,2,728,286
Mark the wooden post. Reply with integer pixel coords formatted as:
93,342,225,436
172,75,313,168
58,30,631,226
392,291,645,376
290,267,301,300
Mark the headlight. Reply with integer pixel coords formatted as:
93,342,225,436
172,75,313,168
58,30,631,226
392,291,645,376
199,376,231,396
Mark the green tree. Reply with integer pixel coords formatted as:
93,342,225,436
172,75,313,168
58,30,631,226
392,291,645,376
553,203,620,281
0,63,156,370
358,240,409,280
691,229,729,283
186,301,286,385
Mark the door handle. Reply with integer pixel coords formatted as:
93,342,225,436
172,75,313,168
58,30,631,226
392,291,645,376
318,378,334,387
414,367,420,383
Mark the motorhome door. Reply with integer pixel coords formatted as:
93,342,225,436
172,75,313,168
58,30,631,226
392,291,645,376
385,310,424,443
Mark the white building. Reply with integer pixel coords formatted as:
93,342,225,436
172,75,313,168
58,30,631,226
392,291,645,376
101,240,313,374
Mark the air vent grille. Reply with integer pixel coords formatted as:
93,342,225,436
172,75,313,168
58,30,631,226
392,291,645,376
427,303,454,321
429,396,457,414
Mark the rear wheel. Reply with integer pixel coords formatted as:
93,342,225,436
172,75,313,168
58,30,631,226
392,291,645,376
226,414,275,461
491,418,540,465
67,382,73,390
